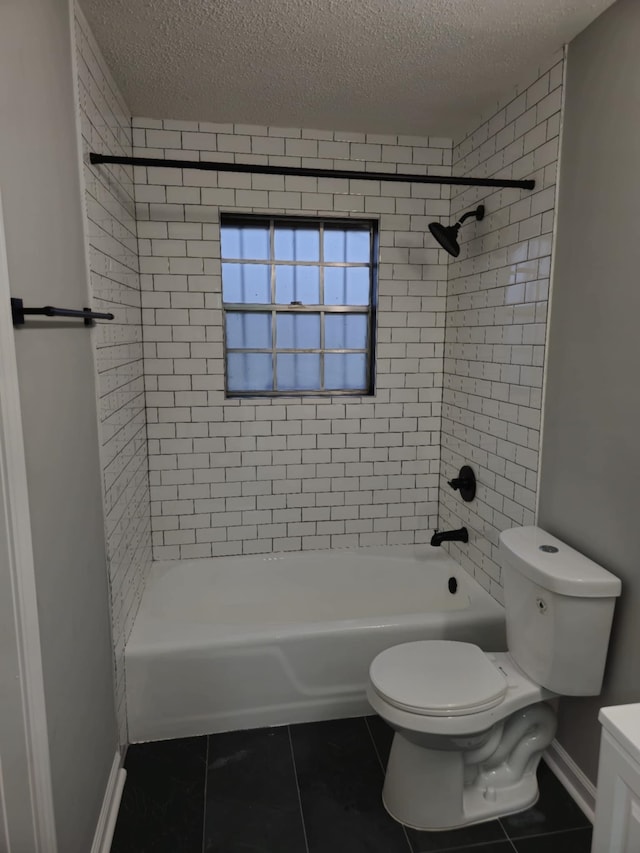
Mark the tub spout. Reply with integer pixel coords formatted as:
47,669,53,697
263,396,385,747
431,527,469,547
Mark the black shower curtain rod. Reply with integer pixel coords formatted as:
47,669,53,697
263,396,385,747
89,153,535,191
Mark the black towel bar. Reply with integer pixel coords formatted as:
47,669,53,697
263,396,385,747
11,298,115,327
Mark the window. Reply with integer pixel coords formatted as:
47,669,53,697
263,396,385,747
221,215,377,396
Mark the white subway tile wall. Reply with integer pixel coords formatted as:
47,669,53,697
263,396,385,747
74,6,152,740
439,51,564,601
131,119,454,559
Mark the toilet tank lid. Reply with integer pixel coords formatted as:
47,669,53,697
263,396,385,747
499,526,621,598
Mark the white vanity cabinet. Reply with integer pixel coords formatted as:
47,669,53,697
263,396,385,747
592,704,640,852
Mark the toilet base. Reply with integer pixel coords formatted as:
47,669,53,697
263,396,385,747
383,778,539,831
382,730,542,831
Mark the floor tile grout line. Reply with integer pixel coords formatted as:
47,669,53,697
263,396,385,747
201,735,210,853
364,716,387,774
504,824,593,842
421,839,518,852
363,717,414,853
498,816,519,851
287,724,311,853
504,821,519,853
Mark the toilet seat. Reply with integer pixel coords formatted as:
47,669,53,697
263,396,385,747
369,640,508,716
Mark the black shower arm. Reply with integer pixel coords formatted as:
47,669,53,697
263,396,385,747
456,205,485,227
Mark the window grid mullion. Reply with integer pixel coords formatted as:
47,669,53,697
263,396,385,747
224,304,369,313
320,310,325,392
227,348,367,354
320,222,325,391
270,220,278,391
366,226,373,391
222,258,370,268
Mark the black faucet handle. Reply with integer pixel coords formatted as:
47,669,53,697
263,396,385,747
448,477,466,490
447,465,476,502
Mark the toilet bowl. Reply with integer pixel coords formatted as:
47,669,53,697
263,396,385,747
367,525,622,831
367,640,557,829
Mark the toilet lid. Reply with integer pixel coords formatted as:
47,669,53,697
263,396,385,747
369,641,508,716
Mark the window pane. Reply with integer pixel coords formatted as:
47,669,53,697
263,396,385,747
274,226,319,261
221,224,270,260
325,314,368,349
227,353,273,392
275,265,320,304
276,313,320,349
324,228,370,263
222,263,270,303
325,353,367,390
324,267,370,305
277,353,321,390
226,312,272,349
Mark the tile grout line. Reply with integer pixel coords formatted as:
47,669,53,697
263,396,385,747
287,725,311,853
364,716,384,771
503,824,592,844
431,840,518,852
201,735,210,853
364,717,414,853
498,817,519,852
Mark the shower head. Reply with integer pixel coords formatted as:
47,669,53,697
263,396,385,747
428,222,462,257
428,204,485,257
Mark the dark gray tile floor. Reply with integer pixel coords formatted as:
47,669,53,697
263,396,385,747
111,716,592,853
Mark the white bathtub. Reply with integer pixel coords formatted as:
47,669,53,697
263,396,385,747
126,545,506,742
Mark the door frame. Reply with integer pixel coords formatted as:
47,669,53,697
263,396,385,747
0,189,57,850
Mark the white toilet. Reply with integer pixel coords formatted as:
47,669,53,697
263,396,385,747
367,525,621,831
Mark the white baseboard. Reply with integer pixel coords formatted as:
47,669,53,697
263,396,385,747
544,738,596,823
91,750,126,853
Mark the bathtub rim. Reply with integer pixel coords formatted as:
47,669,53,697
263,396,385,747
127,543,504,653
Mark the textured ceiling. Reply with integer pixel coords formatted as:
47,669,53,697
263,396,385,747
80,0,615,137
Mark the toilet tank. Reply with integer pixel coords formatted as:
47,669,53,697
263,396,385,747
499,526,621,696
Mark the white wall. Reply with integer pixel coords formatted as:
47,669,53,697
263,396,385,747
0,0,119,849
538,0,640,783
131,120,452,559
439,52,564,600
74,3,152,742
128,75,562,574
